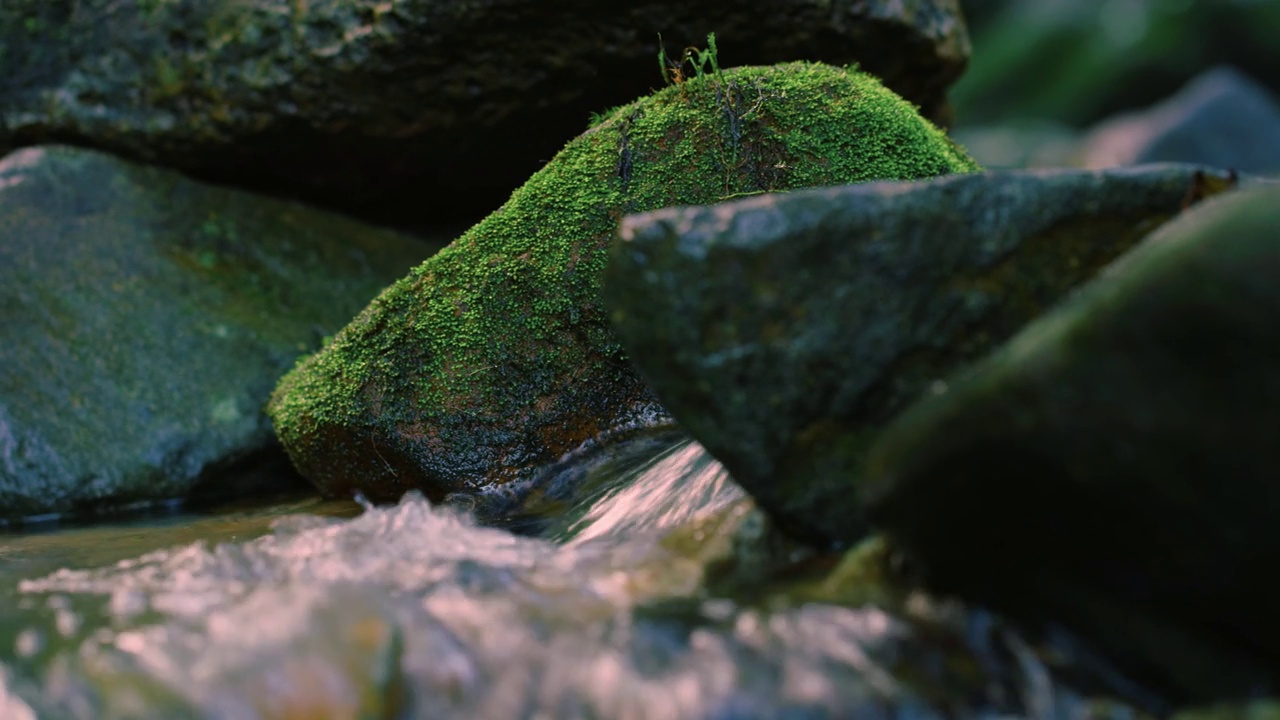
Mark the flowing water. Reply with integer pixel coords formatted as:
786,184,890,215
0,431,1142,719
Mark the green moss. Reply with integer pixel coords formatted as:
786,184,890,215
268,61,980,499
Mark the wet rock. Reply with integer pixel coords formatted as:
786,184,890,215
0,0,969,230
605,164,1238,547
1082,66,1280,174
0,146,428,519
268,62,979,510
861,186,1280,704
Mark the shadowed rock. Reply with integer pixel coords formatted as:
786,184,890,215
1082,66,1280,174
0,0,969,230
862,186,1280,704
605,164,1238,547
0,146,429,519
267,62,978,512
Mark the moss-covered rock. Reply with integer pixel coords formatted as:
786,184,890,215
604,164,1237,547
268,61,979,511
861,186,1280,704
0,0,970,229
0,146,430,519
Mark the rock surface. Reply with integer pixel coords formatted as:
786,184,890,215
0,146,428,519
1082,66,1280,174
605,164,1238,547
861,186,1280,704
0,0,969,230
268,62,979,511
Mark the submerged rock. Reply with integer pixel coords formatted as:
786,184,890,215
605,164,1238,547
0,0,969,229
0,146,428,519
268,61,979,510
862,186,1280,704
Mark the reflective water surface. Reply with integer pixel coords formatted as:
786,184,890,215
0,433,1132,719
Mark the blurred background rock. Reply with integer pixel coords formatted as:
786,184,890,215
953,0,1280,174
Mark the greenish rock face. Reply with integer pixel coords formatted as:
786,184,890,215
605,164,1237,548
268,62,979,511
0,146,429,519
861,186,1280,705
0,0,969,229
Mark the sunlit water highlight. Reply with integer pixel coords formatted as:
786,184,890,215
0,433,1129,719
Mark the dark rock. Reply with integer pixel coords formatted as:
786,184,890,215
0,0,969,231
267,62,979,512
0,146,428,519
861,186,1280,704
605,164,1238,547
1082,66,1280,174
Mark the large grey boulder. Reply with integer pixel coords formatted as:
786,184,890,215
0,146,428,519
0,0,969,229
861,186,1280,704
604,164,1238,547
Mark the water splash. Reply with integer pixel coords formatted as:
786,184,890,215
0,433,1135,719
558,437,743,545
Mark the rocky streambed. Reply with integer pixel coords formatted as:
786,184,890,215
3,2,1280,718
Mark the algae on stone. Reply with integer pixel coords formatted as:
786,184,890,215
268,61,979,509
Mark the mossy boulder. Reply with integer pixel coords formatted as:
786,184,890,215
0,146,430,520
605,164,1238,547
861,186,1280,704
268,62,979,511
0,0,969,229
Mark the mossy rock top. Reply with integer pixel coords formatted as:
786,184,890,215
268,61,979,511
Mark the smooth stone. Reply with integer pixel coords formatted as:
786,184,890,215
606,164,1238,547
0,146,428,518
862,186,1280,704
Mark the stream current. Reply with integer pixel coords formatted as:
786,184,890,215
0,431,1128,719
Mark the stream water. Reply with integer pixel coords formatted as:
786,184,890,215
0,431,1138,719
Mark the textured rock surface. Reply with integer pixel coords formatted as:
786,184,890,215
605,164,1238,547
0,0,969,229
862,186,1280,704
1082,66,1280,174
268,62,979,511
0,146,428,519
